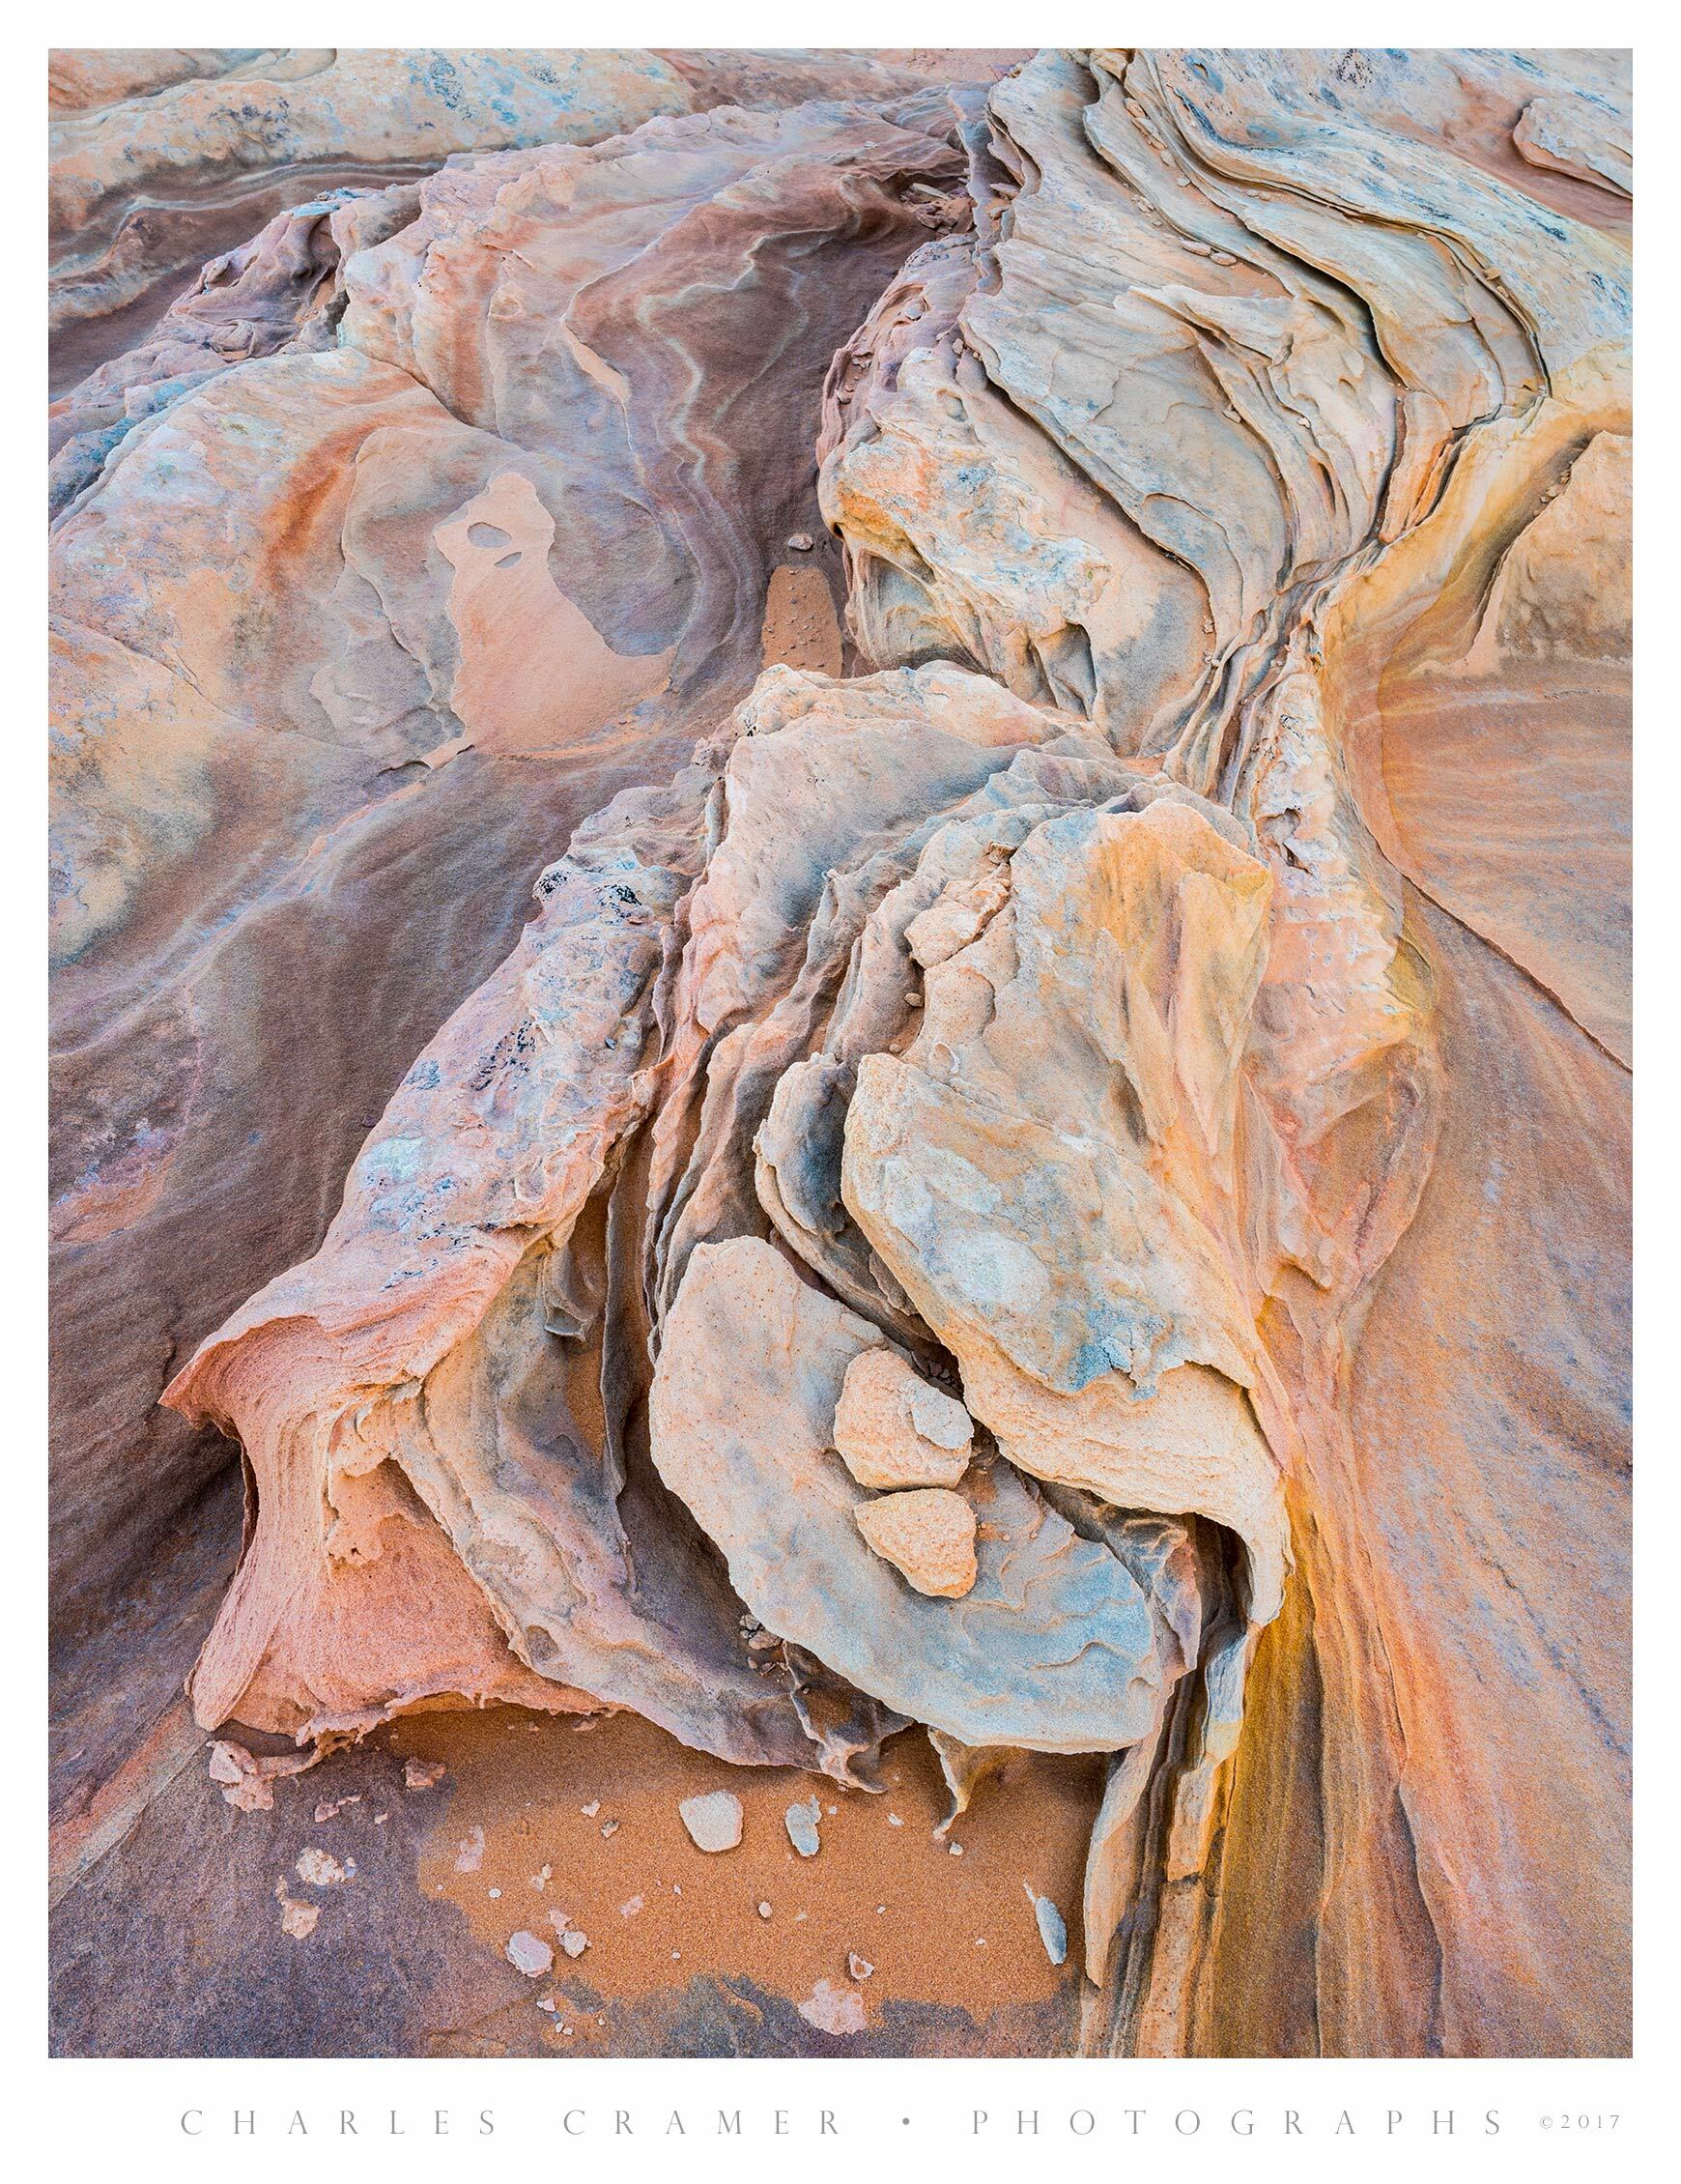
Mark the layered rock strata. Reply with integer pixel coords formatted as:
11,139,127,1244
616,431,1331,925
52,46,1631,2058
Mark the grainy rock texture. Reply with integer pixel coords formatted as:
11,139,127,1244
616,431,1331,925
50,46,1630,2061
47,45,1024,392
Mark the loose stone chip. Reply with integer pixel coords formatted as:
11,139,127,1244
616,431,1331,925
855,1487,978,1597
833,1348,972,1489
507,1931,554,1977
679,1790,744,1852
785,1798,822,1857
1024,1883,1068,1966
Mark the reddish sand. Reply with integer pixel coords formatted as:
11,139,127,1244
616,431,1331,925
392,1706,1100,2043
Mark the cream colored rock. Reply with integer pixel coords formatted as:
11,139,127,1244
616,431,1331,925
832,1349,973,1490
855,1488,978,1599
678,1792,744,1853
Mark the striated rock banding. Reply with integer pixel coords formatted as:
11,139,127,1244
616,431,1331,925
51,44,1630,2059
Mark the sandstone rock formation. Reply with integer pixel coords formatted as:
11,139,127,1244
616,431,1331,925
51,46,1630,2060
47,46,1023,392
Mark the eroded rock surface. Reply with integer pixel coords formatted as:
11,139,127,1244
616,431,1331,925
47,45,1024,391
52,44,1630,2061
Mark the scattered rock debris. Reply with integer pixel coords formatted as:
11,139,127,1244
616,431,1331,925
678,1790,743,1851
314,1794,361,1822
207,1738,311,1813
784,1797,821,1857
1024,1882,1068,1966
506,1930,554,1977
295,1848,353,1886
798,1978,867,2036
273,1881,319,1940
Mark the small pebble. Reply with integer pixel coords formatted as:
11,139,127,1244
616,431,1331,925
581,1799,600,1817
506,1931,554,1978
785,1799,822,1858
1024,1883,1068,1967
786,532,814,552
757,1901,773,1920
601,1820,619,1838
848,1952,874,1980
562,1931,589,1959
404,1758,445,1792
488,1886,501,1901
680,1791,744,1852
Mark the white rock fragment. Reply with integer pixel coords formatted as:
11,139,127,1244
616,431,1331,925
1024,1882,1068,1967
786,532,814,552
619,1895,644,1918
833,1349,972,1490
678,1790,744,1852
506,1930,554,1977
295,1848,352,1886
580,1799,600,1817
561,1931,589,1959
404,1758,446,1791
847,1951,874,1980
798,1978,867,2035
784,1797,822,1858
757,1901,773,1919
454,1826,486,1873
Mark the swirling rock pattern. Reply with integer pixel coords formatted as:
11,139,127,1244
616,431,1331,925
47,45,1024,391
50,47,1629,2059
